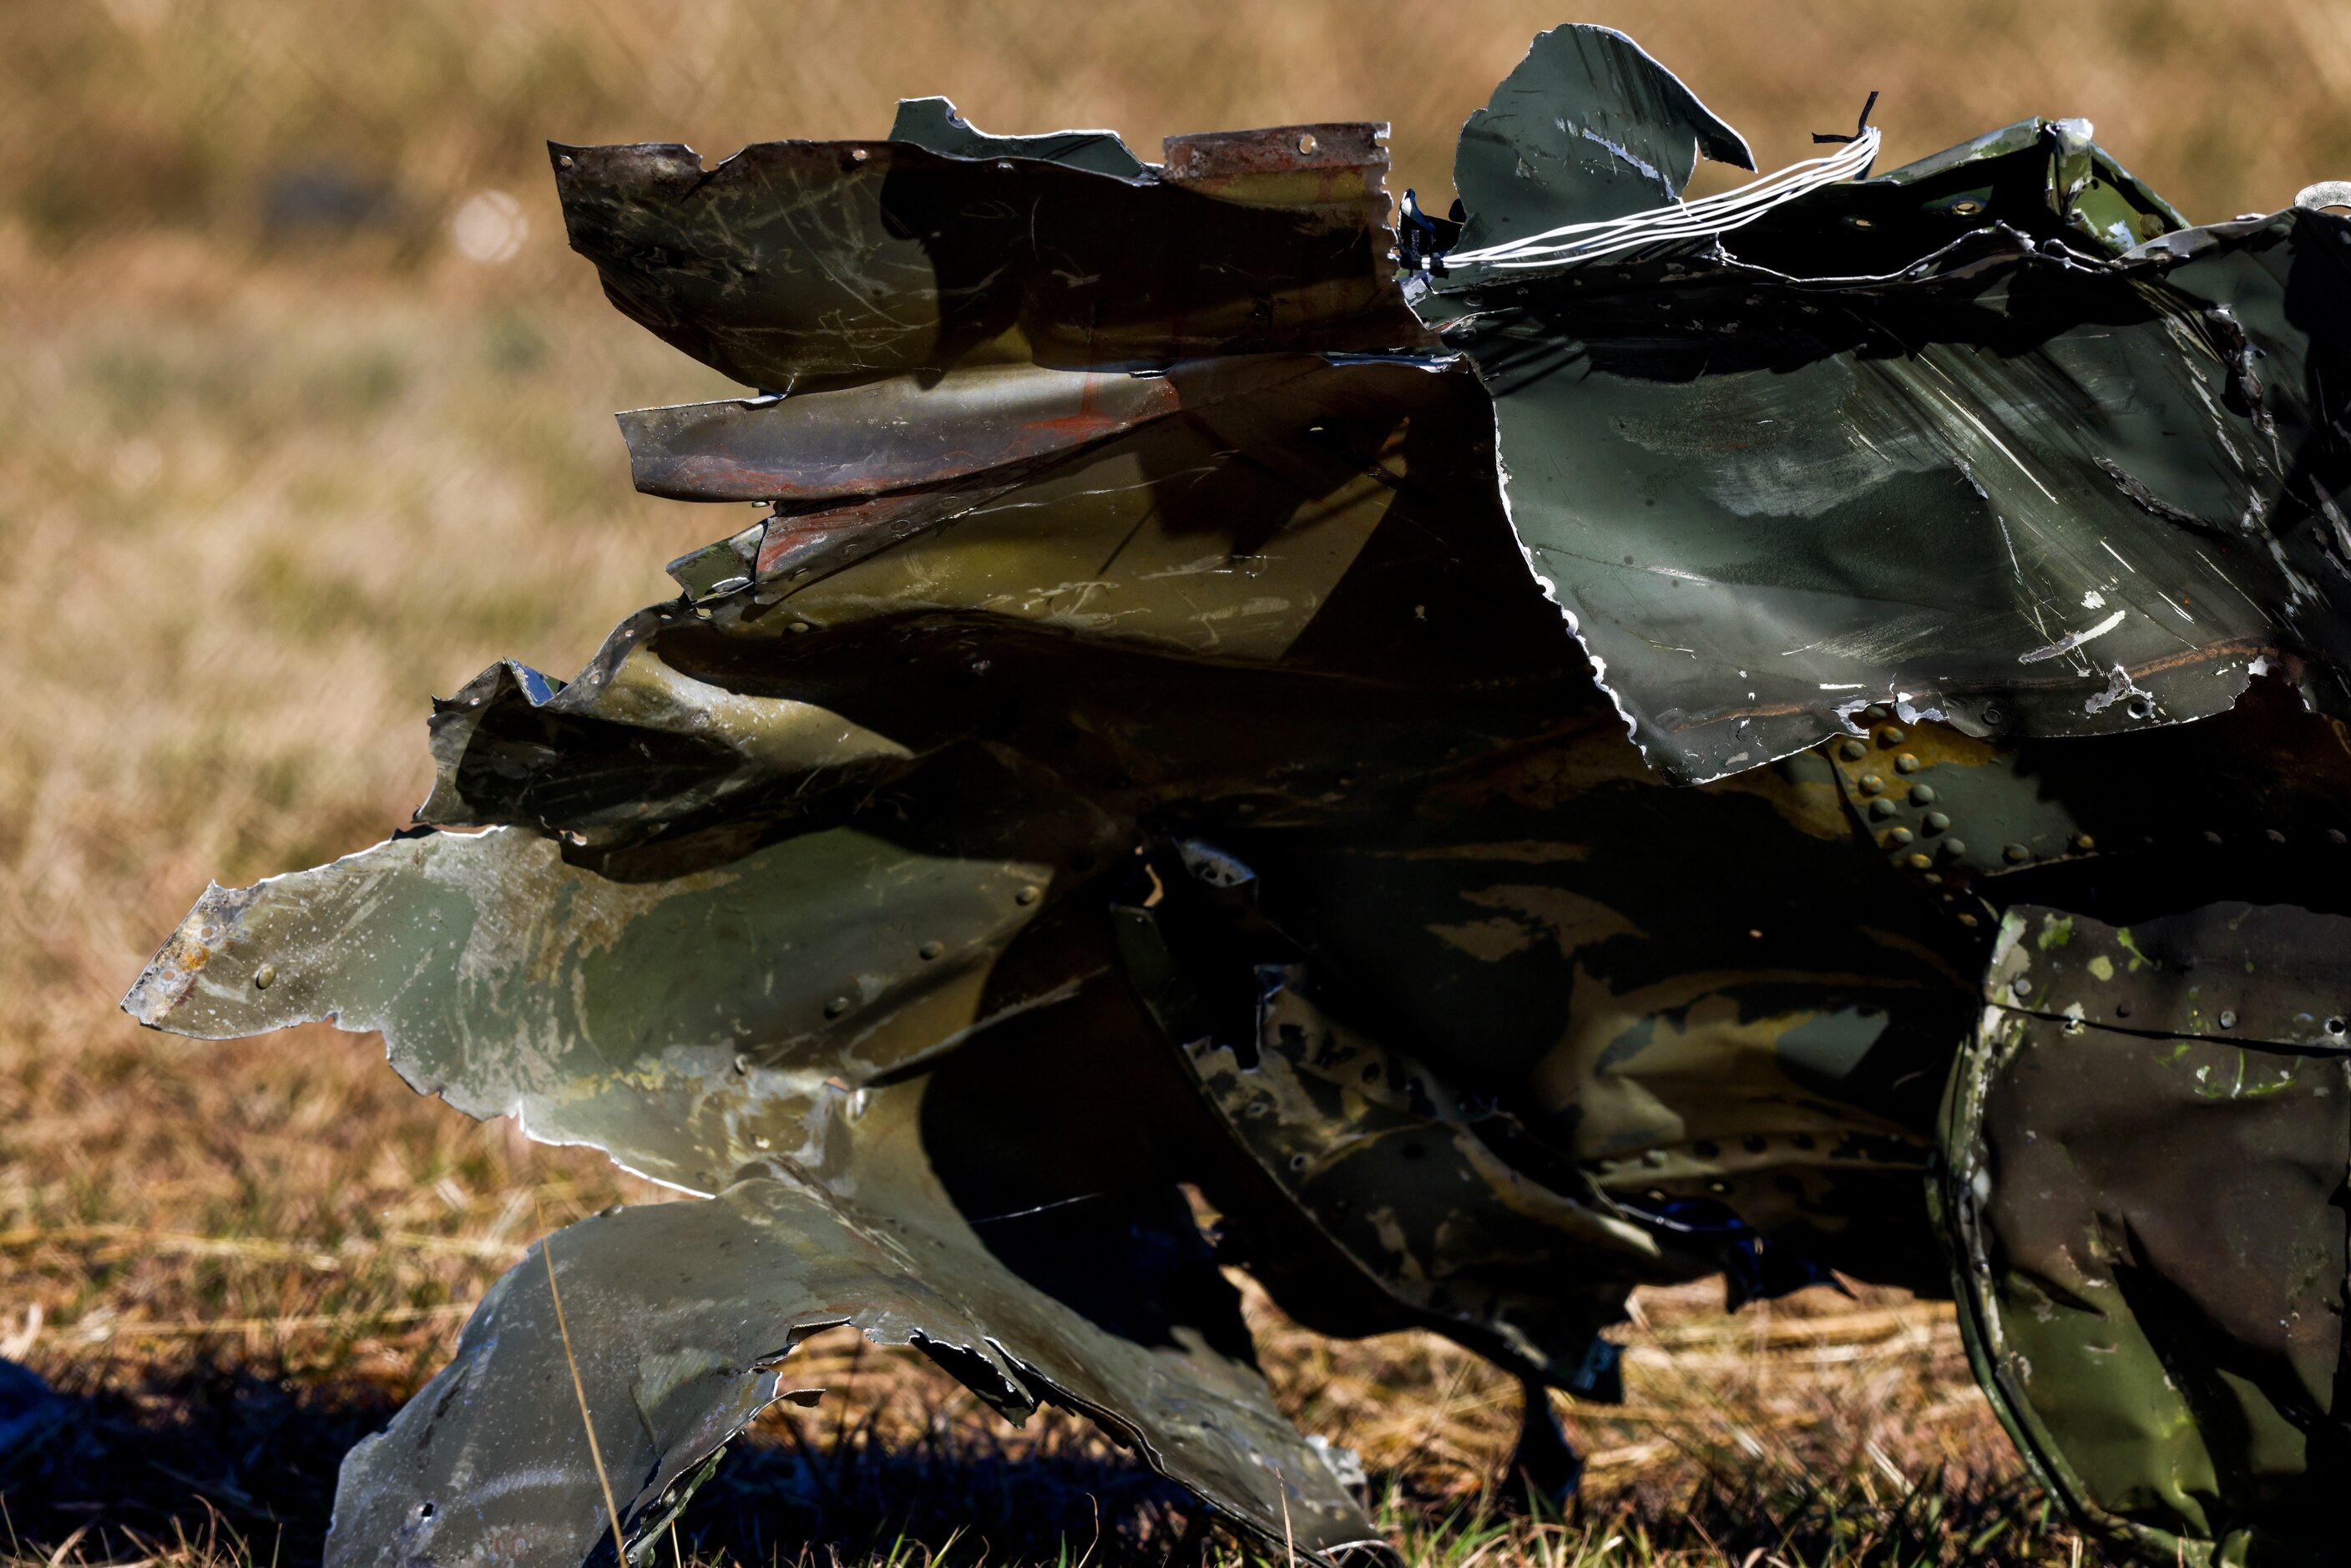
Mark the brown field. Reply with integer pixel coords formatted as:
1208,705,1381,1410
5,2,2344,1562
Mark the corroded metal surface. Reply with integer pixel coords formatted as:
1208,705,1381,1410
126,23,2351,1567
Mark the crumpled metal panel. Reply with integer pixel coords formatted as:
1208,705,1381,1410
1413,28,2351,784
1942,903,2351,1565
127,341,1580,1562
121,24,2351,1568
127,827,1379,1560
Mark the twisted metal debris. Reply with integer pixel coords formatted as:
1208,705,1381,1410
127,24,2351,1566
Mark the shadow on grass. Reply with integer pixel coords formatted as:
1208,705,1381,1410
0,1355,2078,1567
0,1354,1200,1567
0,1356,384,1562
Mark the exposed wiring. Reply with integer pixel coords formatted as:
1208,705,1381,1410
1442,125,1881,271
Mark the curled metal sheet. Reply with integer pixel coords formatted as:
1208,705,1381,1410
329,1174,1373,1565
616,354,1327,503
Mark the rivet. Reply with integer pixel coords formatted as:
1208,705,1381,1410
851,148,870,163
1297,131,1319,154
1924,812,1951,833
2327,1017,2347,1037
789,621,811,634
1906,852,1933,870
918,941,944,961
2003,842,2031,863
733,1053,751,1074
1014,885,1041,905
2011,976,2033,997
1878,726,1905,746
1840,740,1868,761
2329,829,2348,845
253,963,276,990
1910,784,1937,804
1888,827,1914,846
1859,773,1883,795
1894,753,1920,775
558,155,574,169
2203,830,2224,845
1953,199,1982,215
824,996,850,1017
1957,912,1979,927
2072,833,2096,852
1871,797,1898,819
1641,1148,1668,1167
2266,827,2288,844
1941,837,1967,857
2115,999,2133,1018
753,1133,772,1149
2218,1009,2237,1029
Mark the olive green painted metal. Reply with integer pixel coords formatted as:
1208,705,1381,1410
890,96,1149,181
122,22,2351,1567
1446,25,1752,260
1942,904,2351,1565
1413,28,2351,786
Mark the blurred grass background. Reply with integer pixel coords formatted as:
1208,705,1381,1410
3,2,2346,1562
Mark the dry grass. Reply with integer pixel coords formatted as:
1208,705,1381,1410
4,1,2337,1562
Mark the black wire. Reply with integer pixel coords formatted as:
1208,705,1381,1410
1813,89,1881,144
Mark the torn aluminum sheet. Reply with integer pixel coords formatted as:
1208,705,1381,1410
1412,27,2351,785
127,23,2351,1568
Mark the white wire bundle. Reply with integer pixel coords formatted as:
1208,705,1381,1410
1442,125,1882,271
